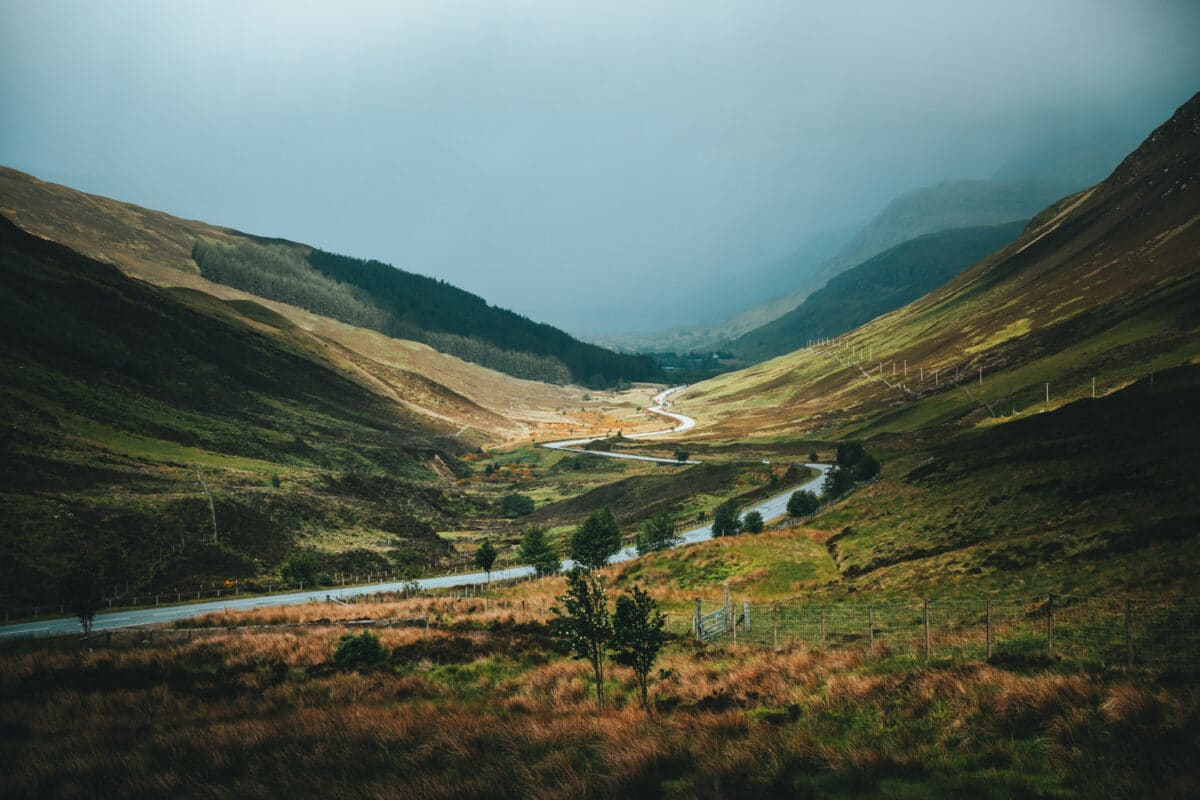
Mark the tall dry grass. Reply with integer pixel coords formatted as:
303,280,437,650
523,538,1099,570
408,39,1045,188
2,601,1198,798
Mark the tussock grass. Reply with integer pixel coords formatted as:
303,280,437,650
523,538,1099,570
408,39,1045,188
2,601,1198,798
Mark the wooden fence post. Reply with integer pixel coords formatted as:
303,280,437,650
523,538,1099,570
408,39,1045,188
986,599,992,660
923,598,930,660
693,598,702,641
743,601,751,633
868,606,875,657
1047,594,1055,658
772,605,778,649
723,584,732,634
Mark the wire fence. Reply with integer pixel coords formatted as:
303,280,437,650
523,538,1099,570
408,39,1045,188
673,592,1200,670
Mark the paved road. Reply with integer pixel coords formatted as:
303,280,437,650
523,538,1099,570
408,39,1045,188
0,465,829,642
541,386,700,464
0,386,829,641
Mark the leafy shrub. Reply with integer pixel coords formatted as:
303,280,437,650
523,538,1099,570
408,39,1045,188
570,509,621,569
635,512,680,555
712,499,741,537
333,631,385,669
501,492,535,517
519,526,561,577
787,490,820,517
279,551,319,587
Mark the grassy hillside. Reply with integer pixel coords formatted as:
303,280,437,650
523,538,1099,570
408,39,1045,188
621,92,1200,610
0,165,661,442
0,215,473,606
676,92,1200,445
612,367,1200,609
0,165,659,390
191,237,660,387
728,220,1028,362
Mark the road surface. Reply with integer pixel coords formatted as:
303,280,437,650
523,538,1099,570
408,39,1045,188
0,386,829,641
541,386,699,464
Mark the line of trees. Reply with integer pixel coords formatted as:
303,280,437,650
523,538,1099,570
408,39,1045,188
193,238,660,388
552,568,667,711
786,442,881,519
306,248,662,388
822,442,880,497
193,239,388,331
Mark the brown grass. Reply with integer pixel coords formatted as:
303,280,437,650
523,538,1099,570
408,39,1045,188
2,599,1198,799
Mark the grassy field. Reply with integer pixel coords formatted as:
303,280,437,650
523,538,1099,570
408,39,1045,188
3,598,1197,799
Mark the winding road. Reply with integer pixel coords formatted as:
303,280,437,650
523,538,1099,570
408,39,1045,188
542,386,700,464
0,387,828,641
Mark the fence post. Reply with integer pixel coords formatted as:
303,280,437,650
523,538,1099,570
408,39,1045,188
772,605,778,649
820,606,826,650
1125,599,1134,670
923,598,930,660
868,606,875,658
743,601,751,633
723,584,732,634
986,599,992,660
693,598,701,641
1047,594,1055,658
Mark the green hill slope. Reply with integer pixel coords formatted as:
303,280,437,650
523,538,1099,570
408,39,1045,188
0,215,466,607
679,91,1200,443
658,92,1200,602
727,220,1028,362
0,165,660,389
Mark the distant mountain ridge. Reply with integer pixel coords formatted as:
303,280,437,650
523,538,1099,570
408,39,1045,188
726,220,1030,362
596,178,1076,354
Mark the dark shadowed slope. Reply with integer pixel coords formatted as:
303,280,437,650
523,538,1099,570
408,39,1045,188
0,215,462,607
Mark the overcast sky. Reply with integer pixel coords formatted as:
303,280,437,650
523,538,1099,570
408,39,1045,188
2,1,1198,334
